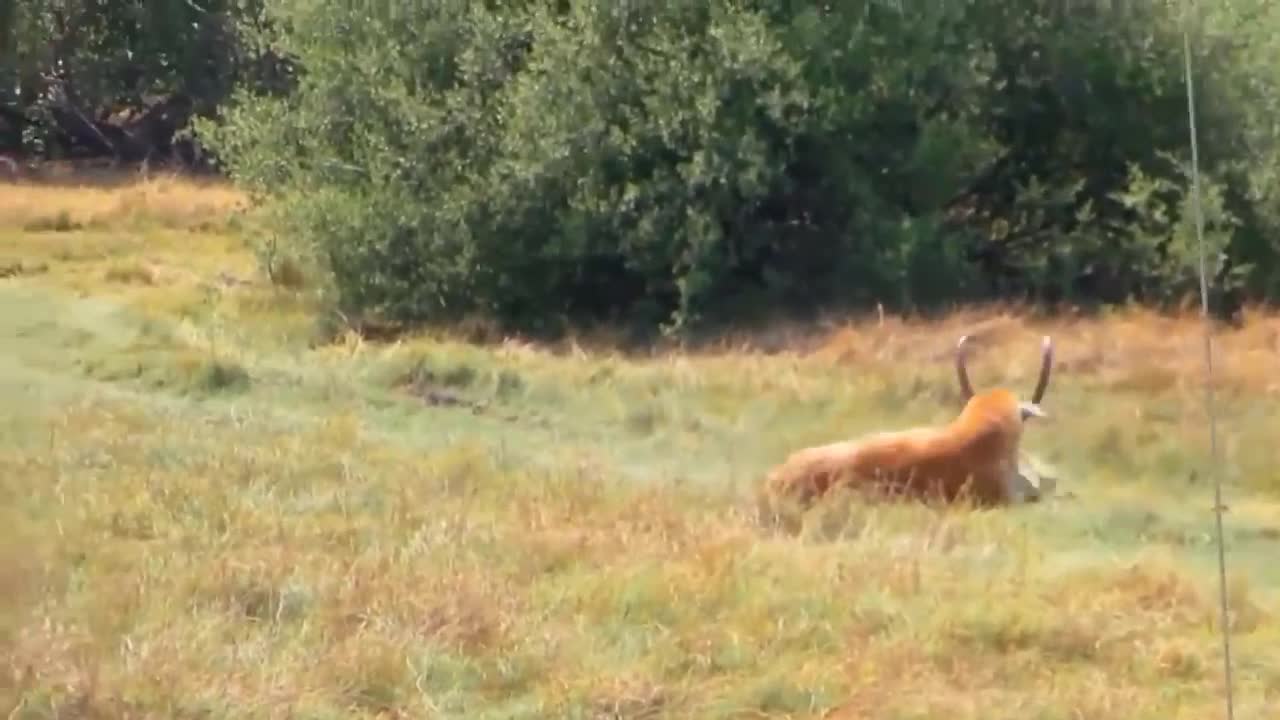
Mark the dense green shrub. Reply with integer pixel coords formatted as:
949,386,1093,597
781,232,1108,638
199,1,1280,335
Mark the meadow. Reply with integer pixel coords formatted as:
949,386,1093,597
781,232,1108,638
2,174,1279,718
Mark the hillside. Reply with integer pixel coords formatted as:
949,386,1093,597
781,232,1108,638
2,177,1278,718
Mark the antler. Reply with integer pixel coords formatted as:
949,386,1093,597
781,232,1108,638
955,335,975,401
1030,335,1053,404
956,333,1054,405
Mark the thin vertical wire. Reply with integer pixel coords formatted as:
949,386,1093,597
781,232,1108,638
1180,4,1236,718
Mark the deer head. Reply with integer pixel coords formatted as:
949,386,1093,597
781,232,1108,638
954,334,1054,422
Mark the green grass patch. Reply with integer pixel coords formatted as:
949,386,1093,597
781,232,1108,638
3,183,1280,718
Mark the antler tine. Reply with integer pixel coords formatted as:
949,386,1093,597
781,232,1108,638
955,335,975,402
1030,335,1053,404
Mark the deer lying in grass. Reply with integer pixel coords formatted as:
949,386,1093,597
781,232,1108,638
761,335,1055,513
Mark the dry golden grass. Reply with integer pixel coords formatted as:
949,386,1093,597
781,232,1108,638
3,178,1280,718
804,305,1280,400
0,173,248,233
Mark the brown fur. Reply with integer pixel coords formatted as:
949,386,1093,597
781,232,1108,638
763,388,1029,507
761,336,1053,513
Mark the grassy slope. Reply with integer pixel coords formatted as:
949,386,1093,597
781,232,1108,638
2,176,1279,719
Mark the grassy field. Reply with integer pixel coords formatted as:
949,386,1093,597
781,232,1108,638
2,175,1279,719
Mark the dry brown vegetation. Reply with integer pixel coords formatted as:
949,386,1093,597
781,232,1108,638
2,176,1279,718
0,170,248,233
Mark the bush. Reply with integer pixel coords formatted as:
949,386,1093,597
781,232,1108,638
199,1,1280,335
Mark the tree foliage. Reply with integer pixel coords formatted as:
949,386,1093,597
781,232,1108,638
0,0,286,164
13,0,1280,334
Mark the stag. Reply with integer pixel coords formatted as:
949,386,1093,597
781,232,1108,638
761,335,1055,511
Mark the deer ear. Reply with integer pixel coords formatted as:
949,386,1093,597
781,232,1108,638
1019,401,1046,420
